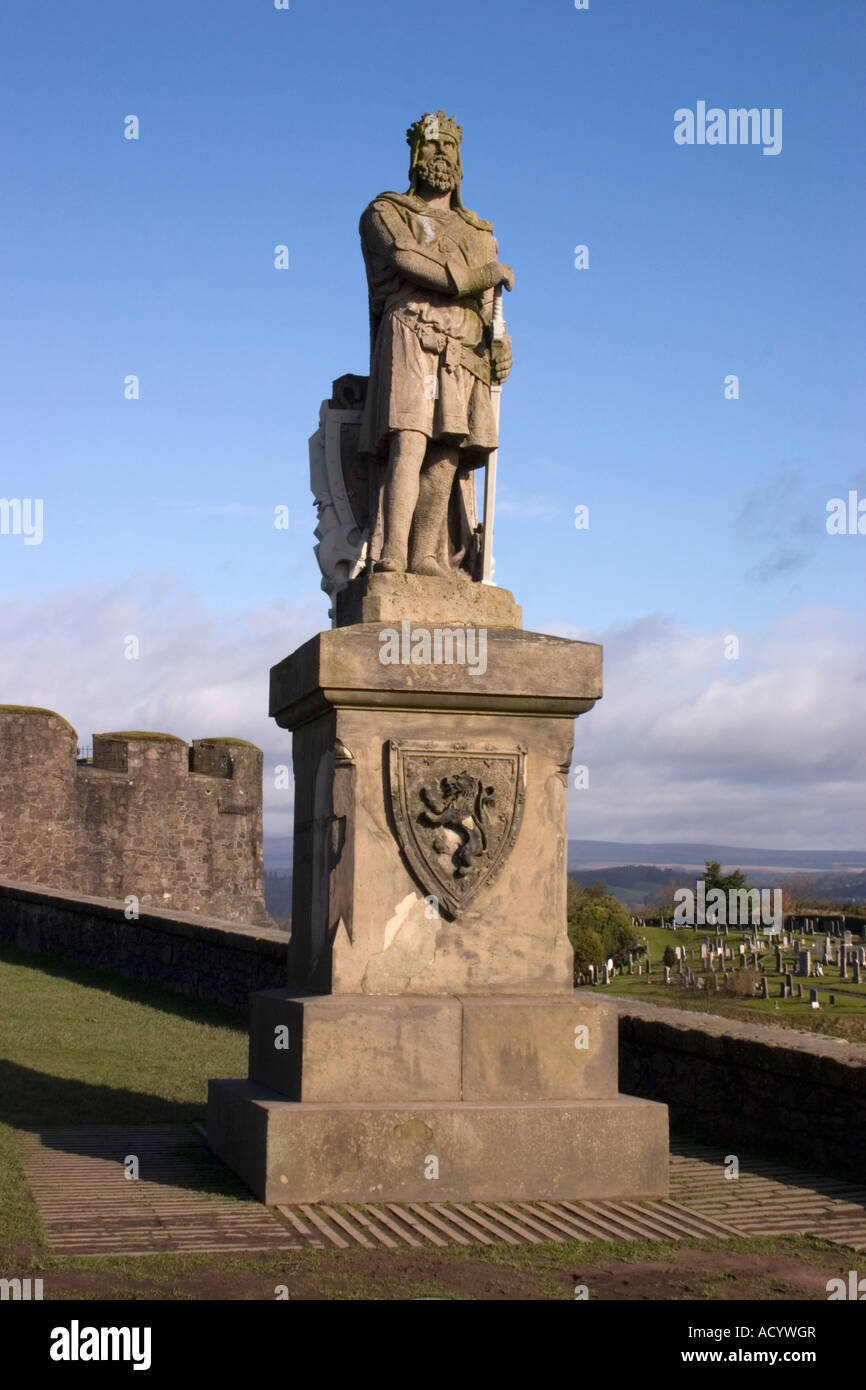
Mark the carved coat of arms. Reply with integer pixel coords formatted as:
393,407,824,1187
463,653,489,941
387,741,526,916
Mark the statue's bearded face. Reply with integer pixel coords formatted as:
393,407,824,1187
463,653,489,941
415,135,460,192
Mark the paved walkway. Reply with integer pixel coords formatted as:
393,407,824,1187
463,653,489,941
20,1126,866,1256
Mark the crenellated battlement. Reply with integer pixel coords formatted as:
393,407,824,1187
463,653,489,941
0,706,271,926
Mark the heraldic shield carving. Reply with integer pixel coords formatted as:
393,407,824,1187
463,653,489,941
387,741,526,917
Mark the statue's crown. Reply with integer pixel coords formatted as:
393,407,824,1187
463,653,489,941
406,111,463,148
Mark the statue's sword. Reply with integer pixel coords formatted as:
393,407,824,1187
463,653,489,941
481,285,504,584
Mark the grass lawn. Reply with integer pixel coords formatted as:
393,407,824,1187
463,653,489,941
0,942,861,1300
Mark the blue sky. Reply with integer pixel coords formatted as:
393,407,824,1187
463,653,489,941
1,0,863,850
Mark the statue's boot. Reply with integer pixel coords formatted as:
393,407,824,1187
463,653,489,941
374,553,406,573
413,554,450,577
409,498,450,578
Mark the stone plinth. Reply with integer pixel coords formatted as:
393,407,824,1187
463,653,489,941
208,605,670,1205
269,624,601,996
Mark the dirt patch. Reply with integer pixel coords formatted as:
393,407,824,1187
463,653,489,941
3,1240,849,1301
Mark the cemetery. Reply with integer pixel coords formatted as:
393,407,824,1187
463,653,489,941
584,921,866,1037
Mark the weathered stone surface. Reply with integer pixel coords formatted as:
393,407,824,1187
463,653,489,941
207,1080,669,1205
270,628,600,996
248,992,462,1102
301,708,575,996
460,995,618,1100
0,709,271,925
270,625,602,723
335,571,522,628
245,991,619,1103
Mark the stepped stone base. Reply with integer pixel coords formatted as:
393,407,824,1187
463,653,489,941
247,992,618,1103
207,1081,669,1205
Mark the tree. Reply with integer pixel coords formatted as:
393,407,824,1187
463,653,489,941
572,928,605,978
663,945,677,968
567,880,642,977
704,859,748,894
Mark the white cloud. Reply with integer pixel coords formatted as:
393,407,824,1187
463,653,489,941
570,606,866,848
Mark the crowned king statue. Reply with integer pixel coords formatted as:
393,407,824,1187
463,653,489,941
358,111,514,579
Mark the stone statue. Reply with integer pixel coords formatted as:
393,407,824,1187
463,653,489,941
358,111,514,578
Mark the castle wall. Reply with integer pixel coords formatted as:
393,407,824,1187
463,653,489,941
0,708,271,926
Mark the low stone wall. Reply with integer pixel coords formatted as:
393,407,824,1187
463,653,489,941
614,996,866,1180
0,879,288,1013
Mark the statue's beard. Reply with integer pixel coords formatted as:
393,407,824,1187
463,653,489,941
416,156,458,192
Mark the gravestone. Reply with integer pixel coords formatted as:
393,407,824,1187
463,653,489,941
799,949,811,977
207,112,668,1204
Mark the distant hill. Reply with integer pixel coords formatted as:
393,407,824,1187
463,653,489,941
568,854,866,912
264,836,293,872
264,870,292,925
568,840,866,873
569,864,682,911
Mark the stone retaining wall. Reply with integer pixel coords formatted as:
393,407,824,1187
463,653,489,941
0,879,288,1013
615,996,866,1180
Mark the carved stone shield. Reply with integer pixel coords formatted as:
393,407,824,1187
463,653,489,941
388,741,526,917
309,375,373,606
